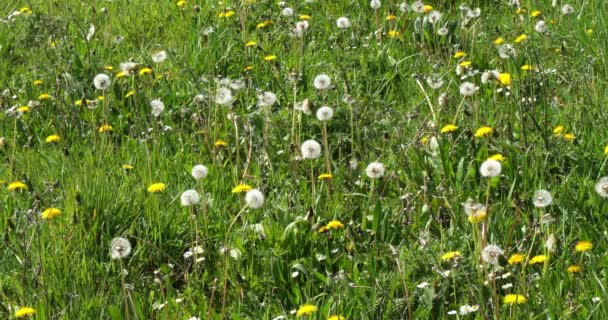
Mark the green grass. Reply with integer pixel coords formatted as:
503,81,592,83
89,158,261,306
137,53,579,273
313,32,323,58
1,0,608,319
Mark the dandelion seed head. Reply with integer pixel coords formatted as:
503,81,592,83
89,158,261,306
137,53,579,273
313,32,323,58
191,164,208,180
301,140,322,159
459,81,477,96
245,188,265,209
257,91,277,107
365,162,385,179
316,106,334,121
481,244,504,266
93,73,111,90
594,177,608,198
336,17,351,29
110,237,132,260
313,74,331,90
150,99,165,117
479,159,502,178
533,189,553,208
152,50,167,63
180,189,200,206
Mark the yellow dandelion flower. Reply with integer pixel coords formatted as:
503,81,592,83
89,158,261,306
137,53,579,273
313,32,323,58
503,294,526,305
422,5,433,13
474,126,494,138
300,14,311,20
19,7,32,14
497,73,511,86
319,226,329,233
8,181,28,191
604,145,608,155
214,139,228,148
529,255,548,265
116,71,127,78
232,184,252,193
177,1,187,7
104,66,114,71
17,106,30,113
125,90,135,98
514,34,527,44
567,265,581,273
575,240,592,252
257,20,273,29
515,8,526,14
139,67,153,76
386,14,396,21
41,208,62,220
318,173,333,180
387,30,400,38
246,41,257,47
219,10,236,18
586,29,593,36
441,251,461,261
244,66,254,71
98,124,113,133
45,134,61,143
521,64,533,71
459,61,472,67
38,93,52,100
493,37,504,45
531,10,541,17
420,136,429,145
453,51,466,58
329,316,346,320
553,125,564,136
489,154,506,162
563,133,575,142
15,307,35,318
264,55,277,61
97,96,104,101
508,253,524,265
122,164,134,170
33,79,43,86
296,304,318,317
325,220,345,230
147,183,166,193
440,124,458,133
467,210,487,223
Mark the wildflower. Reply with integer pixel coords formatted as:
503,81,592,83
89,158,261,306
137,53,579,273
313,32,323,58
365,162,385,179
553,125,564,136
299,14,311,20
301,140,322,159
150,99,165,117
313,74,331,90
387,30,400,38
215,87,234,105
122,164,134,170
245,189,265,209
467,209,486,223
370,0,381,9
480,159,502,178
474,126,494,138
503,294,526,305
453,51,466,58
336,17,351,29
521,64,533,71
214,140,227,148
147,183,167,193
40,207,62,220
180,189,200,206
531,10,541,17
515,8,526,14
459,305,478,315
497,73,511,86
386,14,396,21
427,11,442,24
595,177,608,198
535,20,547,33
508,254,524,265
8,181,28,191
19,7,33,15
281,7,294,17
318,173,333,180
422,5,433,13
138,67,153,76
15,307,35,318
440,124,458,133
232,184,252,193
93,73,111,90
191,164,208,180
481,244,504,266
98,124,113,133
257,91,277,107
529,255,548,265
532,189,553,208
489,154,506,161
325,220,344,230
514,34,527,44
561,4,574,15
110,237,132,260
575,240,593,252
563,133,575,142
38,93,52,100
245,41,257,47
257,20,273,29
152,51,167,63
441,251,461,261
219,10,236,18
33,79,43,86
295,305,318,318
493,37,504,45
328,316,345,320
45,134,61,143
586,29,593,36
16,106,30,113
567,265,581,273
316,106,334,121
459,61,472,68
459,82,477,96
177,0,187,7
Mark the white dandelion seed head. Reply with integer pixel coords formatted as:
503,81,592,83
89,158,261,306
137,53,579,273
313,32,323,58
535,20,547,33
498,44,516,59
215,87,234,105
561,4,574,15
481,244,504,266
437,27,449,36
545,233,557,253
245,188,265,209
229,79,245,90
426,74,444,89
93,73,111,90
365,162,385,179
427,11,442,24
480,159,502,178
150,99,165,117
411,1,424,13
120,62,138,75
151,50,167,63
191,164,208,180
313,74,331,90
281,7,294,17
294,99,312,115
110,237,132,260
481,70,498,84
399,2,410,13
467,8,481,18
459,305,479,315
336,17,351,29
533,189,553,208
301,139,322,159
462,199,485,216
180,189,201,207
459,81,478,96
257,91,277,107
595,177,608,198
370,0,381,9
438,92,448,106
316,106,334,121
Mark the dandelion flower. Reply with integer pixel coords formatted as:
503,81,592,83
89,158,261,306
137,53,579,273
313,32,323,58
316,106,334,121
474,126,494,138
532,189,553,208
299,14,311,20
110,237,132,260
214,140,228,148
595,177,608,198
441,251,461,261
46,134,61,143
15,307,35,318
245,188,265,209
387,30,400,38
93,73,111,90
180,189,200,206
325,220,344,230
422,5,433,13
567,265,581,273
529,255,548,265
481,244,504,266
41,208,61,219
318,173,333,180
563,133,575,142
257,91,277,107
440,124,458,133
489,154,506,161
122,164,134,170
508,254,524,265
301,140,322,159
232,183,252,193
313,74,331,90
497,73,511,86
467,209,487,223
328,316,345,320
503,294,526,305
336,17,351,29
514,34,527,44
150,99,165,117
479,159,502,178
453,51,467,59
365,162,385,179
493,37,504,45
264,55,277,61
459,82,477,96
152,50,167,63
98,124,113,133
604,145,608,155
575,240,592,252
147,183,166,193
8,181,28,191
38,93,52,100
191,165,208,180
139,67,153,76
177,0,187,7
296,304,318,317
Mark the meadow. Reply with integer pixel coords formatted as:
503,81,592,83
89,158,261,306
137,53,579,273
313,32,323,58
1,0,608,319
